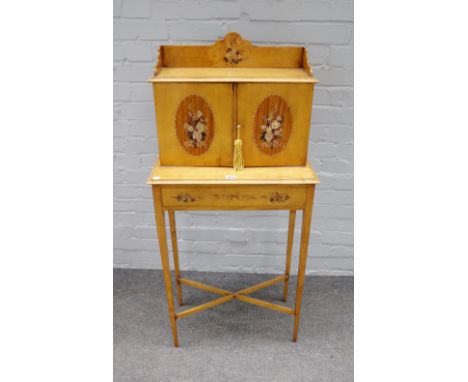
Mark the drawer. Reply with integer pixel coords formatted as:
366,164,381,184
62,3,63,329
161,186,307,210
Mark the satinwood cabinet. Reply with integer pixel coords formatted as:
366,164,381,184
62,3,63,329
149,32,318,167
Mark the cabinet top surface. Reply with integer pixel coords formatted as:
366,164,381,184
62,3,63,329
147,158,320,185
149,67,318,83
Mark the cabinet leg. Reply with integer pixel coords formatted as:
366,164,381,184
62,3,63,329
152,186,179,347
168,210,183,306
292,185,315,342
283,210,296,302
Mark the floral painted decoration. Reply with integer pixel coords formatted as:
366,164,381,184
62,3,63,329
254,95,292,156
183,110,208,149
176,193,198,203
224,48,244,64
175,94,214,155
260,109,285,149
269,192,290,203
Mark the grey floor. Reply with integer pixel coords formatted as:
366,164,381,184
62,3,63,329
114,269,353,382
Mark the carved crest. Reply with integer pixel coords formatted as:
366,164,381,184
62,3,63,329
221,33,248,64
175,95,214,156
254,95,293,156
217,32,251,65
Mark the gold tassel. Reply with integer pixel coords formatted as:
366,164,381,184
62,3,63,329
233,124,244,171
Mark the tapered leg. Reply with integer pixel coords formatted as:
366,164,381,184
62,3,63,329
283,210,296,302
168,210,183,306
292,185,315,342
152,186,179,347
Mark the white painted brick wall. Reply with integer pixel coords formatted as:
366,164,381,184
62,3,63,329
114,0,354,275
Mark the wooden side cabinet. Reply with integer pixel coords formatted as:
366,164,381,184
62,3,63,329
146,33,321,346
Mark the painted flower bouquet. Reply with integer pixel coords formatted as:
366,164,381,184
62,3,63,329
183,110,207,148
260,110,284,149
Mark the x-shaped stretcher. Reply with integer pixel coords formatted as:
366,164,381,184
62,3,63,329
175,274,293,319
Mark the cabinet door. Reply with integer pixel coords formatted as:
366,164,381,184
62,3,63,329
237,83,314,166
153,83,233,166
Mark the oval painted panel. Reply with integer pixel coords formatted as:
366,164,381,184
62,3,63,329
175,95,214,155
254,95,292,156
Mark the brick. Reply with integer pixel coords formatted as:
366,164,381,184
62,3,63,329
132,83,153,101
114,43,124,61
121,102,154,120
168,22,225,41
246,1,331,21
114,20,168,40
114,63,153,82
312,106,342,124
320,158,352,174
131,120,155,136
315,218,353,232
314,205,353,219
306,45,330,66
331,2,353,21
315,190,353,205
322,231,353,245
326,125,353,143
329,45,353,67
140,153,158,167
336,143,353,161
333,176,354,191
309,124,329,141
151,1,182,20
114,199,133,212
114,136,125,153
310,142,336,158
114,184,141,199
310,257,353,273
328,87,354,106
181,1,242,19
312,106,353,124
114,120,130,136
114,167,125,183
114,0,122,17
134,226,157,239
114,84,131,101
328,245,354,258
119,212,155,226
114,153,141,169
124,137,153,154
229,23,351,44
313,68,353,86
313,87,330,105
114,226,134,240
121,0,151,18
190,212,220,226
192,241,222,254
125,169,150,184
131,199,153,212
123,43,154,62
179,227,226,241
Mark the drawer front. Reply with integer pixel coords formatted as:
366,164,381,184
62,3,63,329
237,83,314,166
161,186,307,210
153,83,233,167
